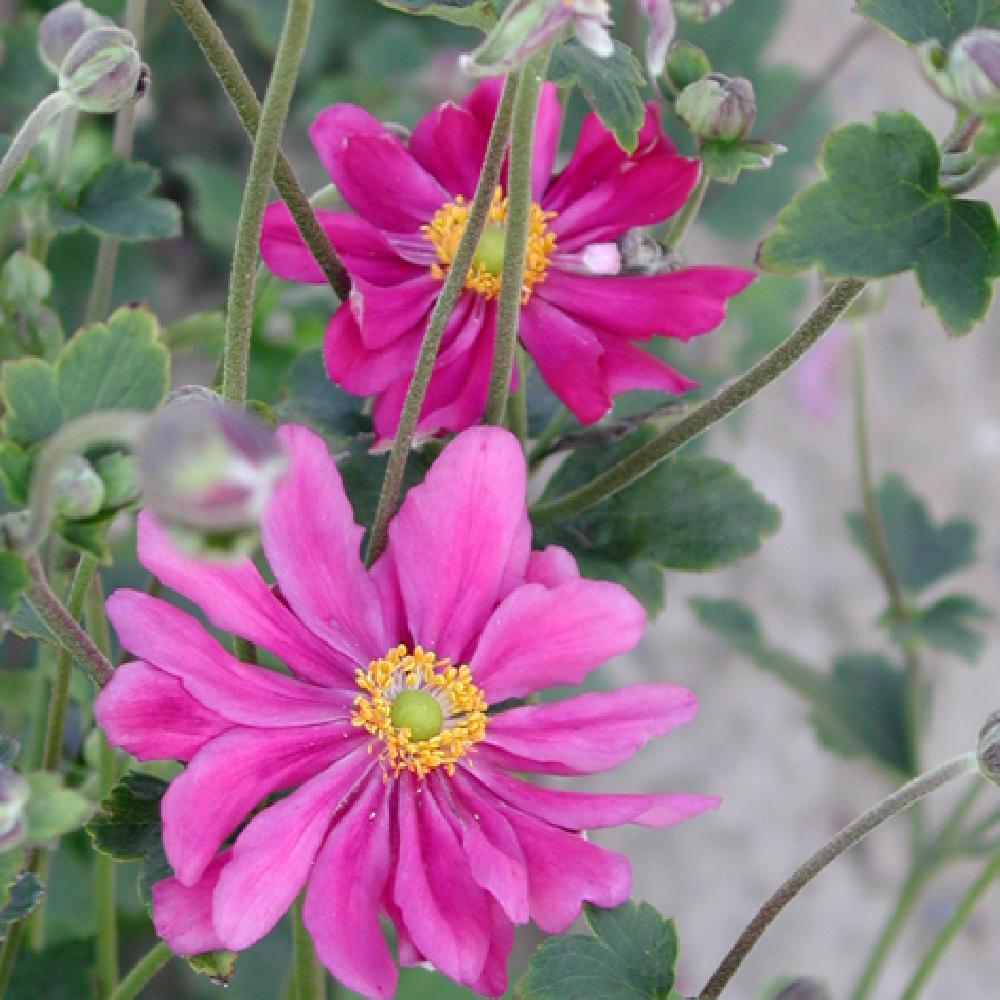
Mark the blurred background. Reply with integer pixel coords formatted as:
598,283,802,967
1,1,998,997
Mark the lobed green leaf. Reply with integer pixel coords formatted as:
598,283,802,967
854,0,1000,46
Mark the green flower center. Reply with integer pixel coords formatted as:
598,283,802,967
389,688,444,742
472,224,506,277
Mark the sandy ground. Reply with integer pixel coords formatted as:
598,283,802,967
590,5,1000,998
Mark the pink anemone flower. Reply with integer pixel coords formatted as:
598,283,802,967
260,79,754,445
95,425,717,998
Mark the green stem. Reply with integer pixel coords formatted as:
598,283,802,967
85,0,146,324
508,346,530,449
86,573,118,997
485,47,550,426
23,554,114,687
169,0,349,300
364,74,519,564
699,752,977,999
532,278,867,526
0,91,73,198
900,841,1000,1000
222,0,313,404
663,172,707,251
292,899,325,1000
108,941,173,1000
0,923,27,995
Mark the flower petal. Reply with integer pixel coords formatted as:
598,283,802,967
304,778,396,1000
409,100,489,199
151,851,231,955
162,723,354,885
137,512,343,686
263,425,388,664
106,591,350,726
524,545,579,587
595,330,698,395
310,105,447,232
94,661,229,762
531,83,561,201
260,202,419,285
213,749,374,950
470,578,645,702
350,273,440,350
484,683,699,775
539,266,756,341
324,304,422,396
385,427,529,660
518,298,610,423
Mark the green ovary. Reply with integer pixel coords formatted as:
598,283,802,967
390,688,444,741
472,224,506,276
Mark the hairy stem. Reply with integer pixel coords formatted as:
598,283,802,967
0,91,73,198
663,172,708,251
222,0,314,404
108,941,173,1000
700,753,978,998
293,898,325,1000
900,840,1000,999
364,74,519,564
485,47,550,426
169,0,349,299
531,278,866,526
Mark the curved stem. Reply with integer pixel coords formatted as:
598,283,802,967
900,841,1000,1000
222,0,314,404
364,74,519,564
23,554,114,687
700,753,978,999
0,91,73,198
531,278,866,526
663,172,707,251
169,0,349,300
108,941,173,1000
86,0,146,323
485,47,550,426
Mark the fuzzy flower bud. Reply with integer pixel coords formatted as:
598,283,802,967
674,0,734,21
977,710,1000,786
676,73,756,141
945,29,1000,113
37,1,111,76
58,26,143,114
52,453,106,520
665,40,712,91
0,767,29,852
136,395,288,536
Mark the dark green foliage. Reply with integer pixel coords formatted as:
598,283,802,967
855,0,1000,45
8,937,94,1000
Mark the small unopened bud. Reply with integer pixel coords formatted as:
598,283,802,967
136,397,288,535
767,979,833,1000
52,454,105,520
946,29,1000,113
665,41,712,92
673,0,734,21
977,711,1000,785
59,26,143,114
37,1,110,76
0,767,29,852
676,73,756,141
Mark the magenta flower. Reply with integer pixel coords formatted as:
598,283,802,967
95,425,716,998
260,80,754,445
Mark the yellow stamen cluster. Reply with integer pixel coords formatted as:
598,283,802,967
351,644,488,779
421,186,557,303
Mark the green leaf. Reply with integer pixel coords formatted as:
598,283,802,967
172,156,242,256
278,348,369,448
55,159,181,242
22,773,93,845
906,593,992,663
7,599,56,645
373,0,498,28
854,0,1000,46
845,473,977,594
701,139,785,184
0,553,30,618
549,40,647,153
0,850,44,936
0,358,63,447
162,309,226,356
0,442,33,504
577,553,666,618
8,938,94,1000
340,449,433,540
811,653,914,775
57,306,169,418
519,900,679,999
187,950,238,984
758,111,1000,334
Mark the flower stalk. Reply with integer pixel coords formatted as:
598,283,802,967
531,278,867,526
365,74,519,564
222,0,314,405
485,45,552,426
700,752,979,999
108,941,173,1000
0,91,74,199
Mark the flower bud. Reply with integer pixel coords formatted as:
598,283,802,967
37,1,111,76
767,978,833,1000
0,767,29,852
136,396,288,535
59,26,143,114
665,41,712,92
674,0,734,21
945,29,1000,113
977,710,1000,786
676,73,756,141
52,454,105,520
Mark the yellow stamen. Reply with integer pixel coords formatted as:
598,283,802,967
351,644,488,779
420,186,558,303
